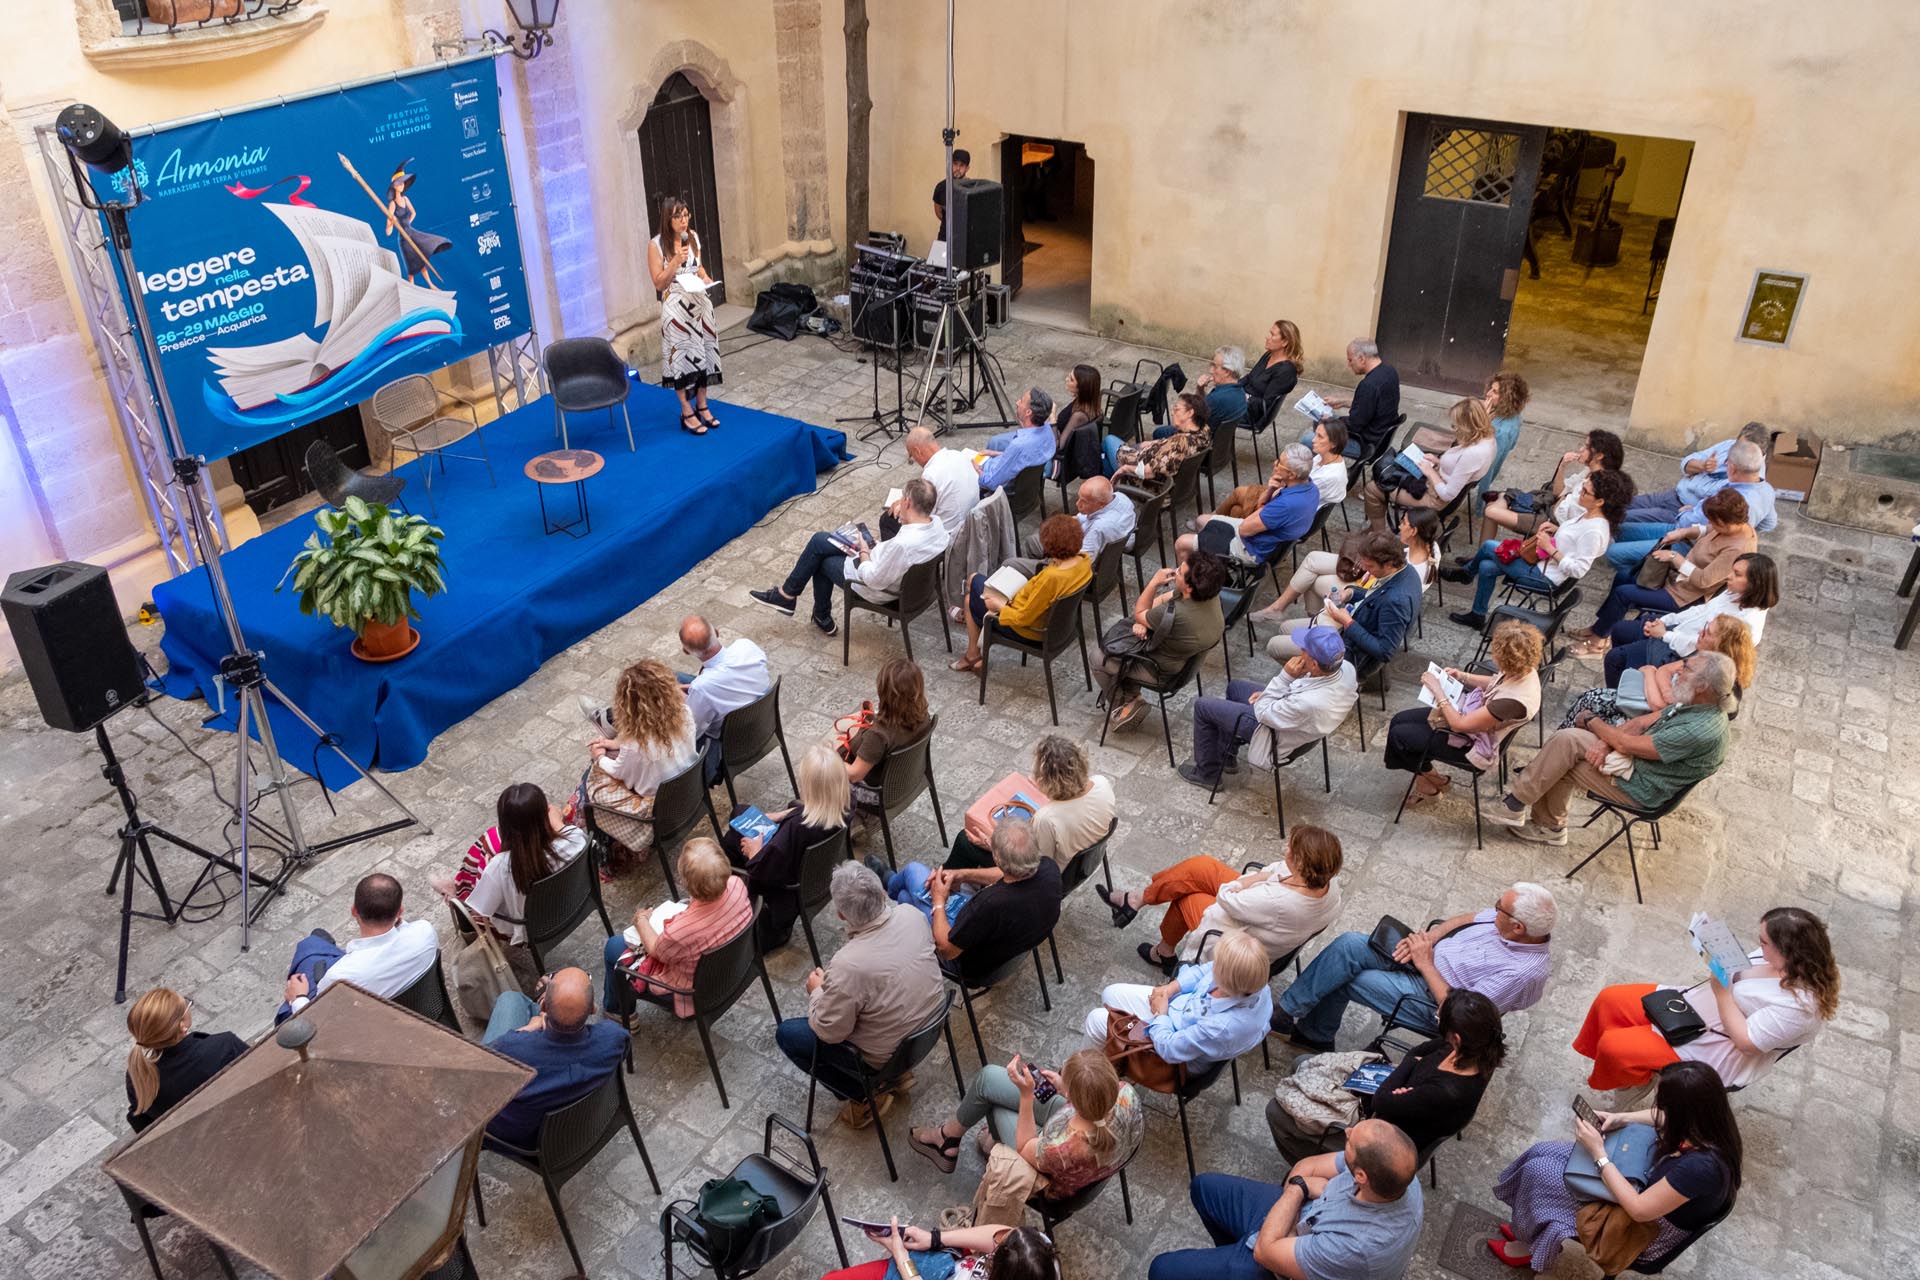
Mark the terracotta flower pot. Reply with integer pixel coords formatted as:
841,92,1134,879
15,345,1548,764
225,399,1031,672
352,615,421,663
146,0,245,23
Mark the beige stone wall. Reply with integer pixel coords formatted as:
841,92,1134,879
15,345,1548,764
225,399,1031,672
864,0,1920,448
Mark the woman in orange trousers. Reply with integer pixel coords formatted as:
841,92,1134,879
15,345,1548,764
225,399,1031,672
1572,983,1682,1090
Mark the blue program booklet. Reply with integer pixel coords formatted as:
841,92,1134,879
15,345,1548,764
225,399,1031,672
730,806,780,842
1341,1062,1396,1096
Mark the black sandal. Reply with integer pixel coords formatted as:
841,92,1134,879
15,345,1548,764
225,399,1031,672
1095,884,1137,929
1137,942,1178,976
696,407,721,429
680,411,707,436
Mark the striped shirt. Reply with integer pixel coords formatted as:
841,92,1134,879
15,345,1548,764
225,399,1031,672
633,877,752,1017
1431,910,1551,1014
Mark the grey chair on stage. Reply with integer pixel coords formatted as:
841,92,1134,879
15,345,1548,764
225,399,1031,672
304,439,406,510
544,336,636,452
368,373,494,512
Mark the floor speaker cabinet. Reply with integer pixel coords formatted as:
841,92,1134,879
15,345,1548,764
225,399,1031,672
946,178,1005,270
913,291,988,355
2,561,146,733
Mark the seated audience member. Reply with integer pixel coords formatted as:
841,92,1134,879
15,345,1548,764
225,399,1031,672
601,837,752,1020
1180,444,1320,566
953,512,1090,673
1254,511,1434,624
1112,391,1210,493
1473,428,1624,544
827,1223,1058,1280
1148,1118,1423,1280
1626,420,1772,522
1267,989,1505,1165
1015,475,1133,566
945,735,1115,871
1399,508,1441,588
126,987,246,1133
1305,339,1400,461
1053,363,1108,479
1243,319,1304,425
1574,906,1839,1092
1082,928,1274,1067
1385,620,1543,806
1485,651,1735,846
1361,396,1497,530
1607,438,1776,579
1576,488,1757,652
1099,823,1345,973
928,819,1064,985
433,783,584,908
1177,625,1357,790
278,873,438,1022
888,427,980,539
1197,345,1251,429
975,388,1059,491
843,656,930,809
1491,1061,1741,1272
907,1050,1142,1205
1270,882,1556,1052
1445,469,1633,631
775,862,946,1128
434,784,586,952
480,967,628,1148
1307,419,1351,506
1560,614,1754,727
1476,369,1532,496
1598,553,1778,688
578,616,767,784
1097,551,1229,733
1265,533,1420,670
720,743,852,951
751,479,950,636
578,659,700,871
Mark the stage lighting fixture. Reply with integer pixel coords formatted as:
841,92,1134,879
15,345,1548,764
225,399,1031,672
55,103,133,175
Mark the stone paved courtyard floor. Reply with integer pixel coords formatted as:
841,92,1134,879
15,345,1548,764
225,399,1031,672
1,318,1916,1280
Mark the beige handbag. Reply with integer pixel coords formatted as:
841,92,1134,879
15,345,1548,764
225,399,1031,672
972,1141,1045,1228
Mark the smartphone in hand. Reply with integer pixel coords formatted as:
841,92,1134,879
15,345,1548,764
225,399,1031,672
1033,1073,1058,1104
1572,1095,1600,1130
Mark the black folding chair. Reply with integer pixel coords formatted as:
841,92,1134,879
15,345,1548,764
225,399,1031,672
857,714,948,870
1567,780,1704,905
1390,727,1524,850
1084,539,1128,639
388,951,462,1034
946,946,1052,1068
473,1070,659,1277
1005,463,1048,532
662,1114,850,1280
1206,734,1331,837
615,903,782,1108
1028,1146,1136,1234
716,677,799,810
515,841,617,973
1098,648,1209,769
803,989,964,1181
978,584,1093,726
1045,817,1121,980
842,556,952,665
789,826,851,968
1118,488,1170,597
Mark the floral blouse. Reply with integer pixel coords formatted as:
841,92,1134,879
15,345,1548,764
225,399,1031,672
1034,1081,1143,1196
1116,427,1208,488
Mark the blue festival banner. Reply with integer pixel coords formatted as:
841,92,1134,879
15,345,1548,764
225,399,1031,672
95,57,531,461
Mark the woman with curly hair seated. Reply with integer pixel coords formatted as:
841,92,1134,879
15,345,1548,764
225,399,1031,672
1383,619,1543,808
578,659,699,874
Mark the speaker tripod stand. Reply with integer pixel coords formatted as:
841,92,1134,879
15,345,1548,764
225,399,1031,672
836,281,913,442
97,706,276,1004
911,283,1012,433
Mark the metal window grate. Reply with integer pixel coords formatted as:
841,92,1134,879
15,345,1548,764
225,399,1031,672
1423,125,1519,205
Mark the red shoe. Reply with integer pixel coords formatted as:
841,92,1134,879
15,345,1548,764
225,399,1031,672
1486,1238,1531,1268
1498,1223,1516,1241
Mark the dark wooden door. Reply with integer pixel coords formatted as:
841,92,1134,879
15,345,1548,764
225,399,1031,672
1377,114,1546,394
998,136,1026,296
226,405,372,516
637,72,726,305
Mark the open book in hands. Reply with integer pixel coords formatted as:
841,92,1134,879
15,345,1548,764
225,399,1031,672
1689,913,1754,985
1293,390,1335,422
1417,662,1466,709
983,565,1030,600
829,521,875,554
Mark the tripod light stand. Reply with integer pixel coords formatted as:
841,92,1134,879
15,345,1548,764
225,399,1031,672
54,104,427,982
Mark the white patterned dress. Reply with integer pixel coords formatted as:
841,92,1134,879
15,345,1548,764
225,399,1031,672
654,232,722,391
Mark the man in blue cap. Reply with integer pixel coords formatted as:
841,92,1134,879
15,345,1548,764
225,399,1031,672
1180,624,1358,789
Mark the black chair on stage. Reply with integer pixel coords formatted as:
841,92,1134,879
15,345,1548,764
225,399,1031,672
661,1115,850,1280
615,903,782,1108
389,952,463,1035
305,439,406,510
857,714,947,870
473,1070,659,1277
544,336,636,452
804,990,964,1182
978,585,1092,727
716,677,799,809
842,556,952,665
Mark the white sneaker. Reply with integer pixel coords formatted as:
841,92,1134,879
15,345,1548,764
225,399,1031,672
577,694,612,735
1483,797,1530,828
1512,821,1569,847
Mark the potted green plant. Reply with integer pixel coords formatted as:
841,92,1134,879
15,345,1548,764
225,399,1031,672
277,497,446,662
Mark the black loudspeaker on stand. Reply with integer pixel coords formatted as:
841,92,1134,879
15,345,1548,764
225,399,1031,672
944,178,1004,270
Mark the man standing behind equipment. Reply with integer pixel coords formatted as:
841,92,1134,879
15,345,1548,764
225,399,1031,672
932,149,971,245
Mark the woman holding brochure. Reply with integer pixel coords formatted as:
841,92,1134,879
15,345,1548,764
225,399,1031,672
1572,906,1840,1090
1381,619,1543,807
1360,396,1498,529
719,744,852,952
647,195,723,434
952,514,1090,673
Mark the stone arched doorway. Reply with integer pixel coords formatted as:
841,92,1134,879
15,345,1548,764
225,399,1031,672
637,72,728,305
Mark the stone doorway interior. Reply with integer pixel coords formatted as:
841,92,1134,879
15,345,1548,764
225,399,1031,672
1003,137,1093,331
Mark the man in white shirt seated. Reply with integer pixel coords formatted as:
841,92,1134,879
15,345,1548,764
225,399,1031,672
1011,475,1135,570
882,427,978,539
580,615,769,783
1180,624,1358,789
277,873,439,1022
751,479,950,636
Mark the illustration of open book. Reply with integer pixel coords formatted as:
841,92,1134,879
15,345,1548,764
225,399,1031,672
206,203,458,410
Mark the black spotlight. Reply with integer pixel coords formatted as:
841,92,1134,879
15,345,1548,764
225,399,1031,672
55,103,133,174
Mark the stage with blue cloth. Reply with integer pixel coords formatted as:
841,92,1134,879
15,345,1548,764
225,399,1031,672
154,378,848,785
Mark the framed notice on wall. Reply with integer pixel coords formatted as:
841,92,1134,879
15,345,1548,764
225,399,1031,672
1737,269,1808,347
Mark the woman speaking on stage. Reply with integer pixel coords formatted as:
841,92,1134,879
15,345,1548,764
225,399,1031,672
648,195,724,435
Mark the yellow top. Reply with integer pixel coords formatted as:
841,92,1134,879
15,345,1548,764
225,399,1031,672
996,555,1092,638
